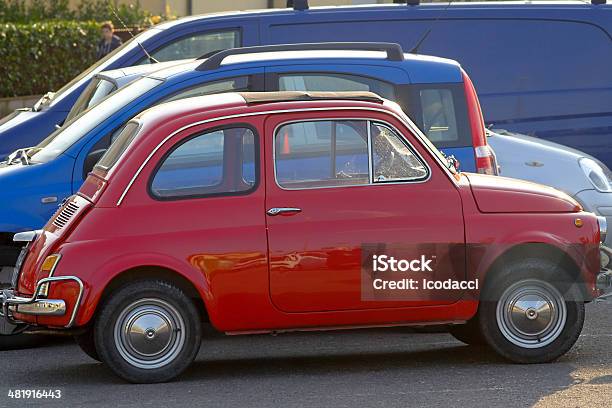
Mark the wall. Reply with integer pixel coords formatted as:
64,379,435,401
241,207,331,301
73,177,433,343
0,95,41,117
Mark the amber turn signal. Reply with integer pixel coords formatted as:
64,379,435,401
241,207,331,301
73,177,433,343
39,254,61,296
574,218,583,228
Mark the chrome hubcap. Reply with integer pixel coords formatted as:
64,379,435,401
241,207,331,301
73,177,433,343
114,298,185,369
496,279,567,349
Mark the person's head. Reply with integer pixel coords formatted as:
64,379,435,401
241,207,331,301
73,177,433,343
101,21,114,41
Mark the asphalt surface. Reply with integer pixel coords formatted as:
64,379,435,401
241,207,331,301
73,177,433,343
0,302,610,408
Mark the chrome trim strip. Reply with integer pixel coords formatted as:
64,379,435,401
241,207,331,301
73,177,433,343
116,105,454,206
598,216,607,243
367,120,373,184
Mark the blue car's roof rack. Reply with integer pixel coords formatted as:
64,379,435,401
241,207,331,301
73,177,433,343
239,91,384,105
196,42,405,71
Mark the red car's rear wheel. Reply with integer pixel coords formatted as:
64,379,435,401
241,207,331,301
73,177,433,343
94,279,202,383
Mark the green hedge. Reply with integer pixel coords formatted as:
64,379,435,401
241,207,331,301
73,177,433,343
0,21,100,98
0,1,155,26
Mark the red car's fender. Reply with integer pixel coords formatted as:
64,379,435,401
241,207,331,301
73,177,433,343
36,243,214,328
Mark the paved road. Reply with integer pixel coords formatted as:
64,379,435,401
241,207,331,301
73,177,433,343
0,302,610,408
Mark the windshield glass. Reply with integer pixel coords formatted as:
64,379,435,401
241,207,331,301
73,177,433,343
30,76,162,163
65,77,117,122
42,29,159,109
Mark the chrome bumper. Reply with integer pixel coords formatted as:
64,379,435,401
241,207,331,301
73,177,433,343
595,246,612,301
596,269,612,301
0,276,83,328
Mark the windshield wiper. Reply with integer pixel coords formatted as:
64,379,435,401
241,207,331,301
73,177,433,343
6,148,37,165
33,92,56,111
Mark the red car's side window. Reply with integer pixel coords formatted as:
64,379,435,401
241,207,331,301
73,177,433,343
275,120,369,189
274,119,429,190
149,126,258,200
371,122,429,183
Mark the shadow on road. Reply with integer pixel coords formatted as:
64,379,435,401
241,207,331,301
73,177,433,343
0,333,584,408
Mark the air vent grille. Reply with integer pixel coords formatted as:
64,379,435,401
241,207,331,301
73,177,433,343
52,201,79,229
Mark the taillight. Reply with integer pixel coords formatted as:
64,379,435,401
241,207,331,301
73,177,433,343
475,146,495,175
462,69,497,175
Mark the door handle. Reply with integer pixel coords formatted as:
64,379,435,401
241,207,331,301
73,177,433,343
266,207,302,216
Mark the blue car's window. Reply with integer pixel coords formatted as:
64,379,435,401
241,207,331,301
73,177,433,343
419,88,459,143
404,83,471,150
141,30,240,64
275,120,369,189
30,77,163,164
278,73,395,100
163,77,250,103
150,127,256,199
66,78,117,122
96,122,141,171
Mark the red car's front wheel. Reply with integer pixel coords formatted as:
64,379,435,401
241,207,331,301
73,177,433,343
479,258,585,363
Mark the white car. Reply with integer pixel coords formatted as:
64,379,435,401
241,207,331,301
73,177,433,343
488,129,612,246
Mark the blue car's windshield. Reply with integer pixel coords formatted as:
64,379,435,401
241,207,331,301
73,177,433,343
30,76,163,164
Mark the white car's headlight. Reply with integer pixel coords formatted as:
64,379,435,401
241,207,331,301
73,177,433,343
579,158,612,192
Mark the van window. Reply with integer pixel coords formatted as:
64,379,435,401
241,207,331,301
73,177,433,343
150,127,256,199
144,30,240,63
278,73,395,100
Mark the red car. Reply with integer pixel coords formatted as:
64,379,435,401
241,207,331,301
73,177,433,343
1,92,609,383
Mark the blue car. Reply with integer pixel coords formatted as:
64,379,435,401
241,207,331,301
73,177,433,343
1,1,611,165
0,43,490,267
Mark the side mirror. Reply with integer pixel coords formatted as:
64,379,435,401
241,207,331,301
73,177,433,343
446,154,461,171
83,148,107,179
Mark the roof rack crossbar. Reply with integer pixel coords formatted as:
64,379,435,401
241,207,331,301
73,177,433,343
196,42,404,71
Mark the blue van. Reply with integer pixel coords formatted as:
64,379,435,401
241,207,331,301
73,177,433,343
0,43,489,267
1,1,610,165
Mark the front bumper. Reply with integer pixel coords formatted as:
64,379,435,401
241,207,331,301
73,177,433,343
0,276,83,328
596,246,612,301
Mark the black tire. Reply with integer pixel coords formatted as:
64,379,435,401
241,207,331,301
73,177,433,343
478,258,585,364
448,316,486,346
94,280,202,383
74,328,100,362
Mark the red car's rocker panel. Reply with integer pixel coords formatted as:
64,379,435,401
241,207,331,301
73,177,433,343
2,91,608,383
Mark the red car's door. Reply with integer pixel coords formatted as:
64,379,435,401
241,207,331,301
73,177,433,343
264,111,466,313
